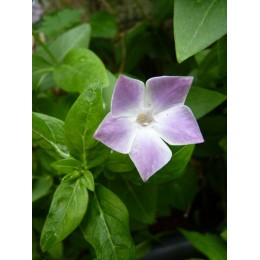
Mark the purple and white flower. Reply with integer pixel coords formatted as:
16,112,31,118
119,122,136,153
94,75,204,181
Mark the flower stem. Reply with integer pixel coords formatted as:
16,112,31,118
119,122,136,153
32,30,59,65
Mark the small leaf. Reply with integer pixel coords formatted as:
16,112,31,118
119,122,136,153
38,23,91,63
185,86,226,119
81,170,95,191
53,48,109,92
32,175,53,202
105,152,135,173
64,85,104,161
32,54,54,90
51,158,82,174
32,112,69,159
40,177,89,251
180,229,227,260
174,0,227,62
89,12,117,38
110,177,157,224
81,185,135,259
38,8,84,38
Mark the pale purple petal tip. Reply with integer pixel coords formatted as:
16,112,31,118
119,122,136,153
154,105,204,145
129,128,172,181
94,113,138,154
146,76,193,113
111,75,145,118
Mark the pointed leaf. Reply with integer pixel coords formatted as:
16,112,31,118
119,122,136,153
81,185,135,259
81,170,95,191
174,0,227,62
32,112,69,159
185,87,226,119
51,158,82,174
40,177,89,251
64,85,104,161
32,54,54,90
53,48,109,92
180,229,227,260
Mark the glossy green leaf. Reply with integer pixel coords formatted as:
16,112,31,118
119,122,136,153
39,8,84,38
174,0,227,62
40,177,89,251
81,170,95,191
180,229,227,260
51,158,82,174
89,12,117,38
185,86,226,119
32,175,53,202
53,48,109,92
39,24,91,63
32,54,54,90
81,185,135,259
64,85,104,162
105,152,135,173
110,177,157,224
32,112,69,159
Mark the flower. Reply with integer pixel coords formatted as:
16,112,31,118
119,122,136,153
94,75,204,181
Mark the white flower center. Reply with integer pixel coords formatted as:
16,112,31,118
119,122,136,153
136,111,154,127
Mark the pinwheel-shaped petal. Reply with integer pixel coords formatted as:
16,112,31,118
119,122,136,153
94,75,204,181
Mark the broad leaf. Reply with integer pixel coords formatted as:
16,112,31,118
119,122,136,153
51,158,82,174
89,12,117,38
81,185,135,259
64,85,104,162
32,54,54,90
32,112,69,159
38,8,84,38
39,23,91,63
180,229,227,260
110,177,157,224
53,48,109,92
185,86,226,119
32,175,53,202
40,177,89,251
174,0,227,62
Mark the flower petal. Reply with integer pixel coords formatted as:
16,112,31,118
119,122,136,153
94,113,138,153
112,75,145,117
153,105,204,145
146,76,193,113
129,128,172,181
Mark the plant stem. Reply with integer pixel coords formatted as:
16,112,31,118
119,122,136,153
32,30,59,65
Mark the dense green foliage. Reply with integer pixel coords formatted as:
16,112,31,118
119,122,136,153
32,1,227,259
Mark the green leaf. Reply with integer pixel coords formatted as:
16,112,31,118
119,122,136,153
149,145,195,184
32,54,54,90
32,175,53,202
89,12,117,38
38,8,84,38
220,229,227,241
103,70,117,112
180,229,227,260
32,112,69,159
105,152,135,173
87,142,110,169
53,48,109,92
185,86,226,119
81,185,135,259
40,177,89,251
51,158,82,174
64,84,104,162
81,170,95,191
174,0,227,62
217,35,227,78
110,177,157,224
39,24,91,63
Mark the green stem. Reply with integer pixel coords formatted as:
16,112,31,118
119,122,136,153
32,30,59,65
